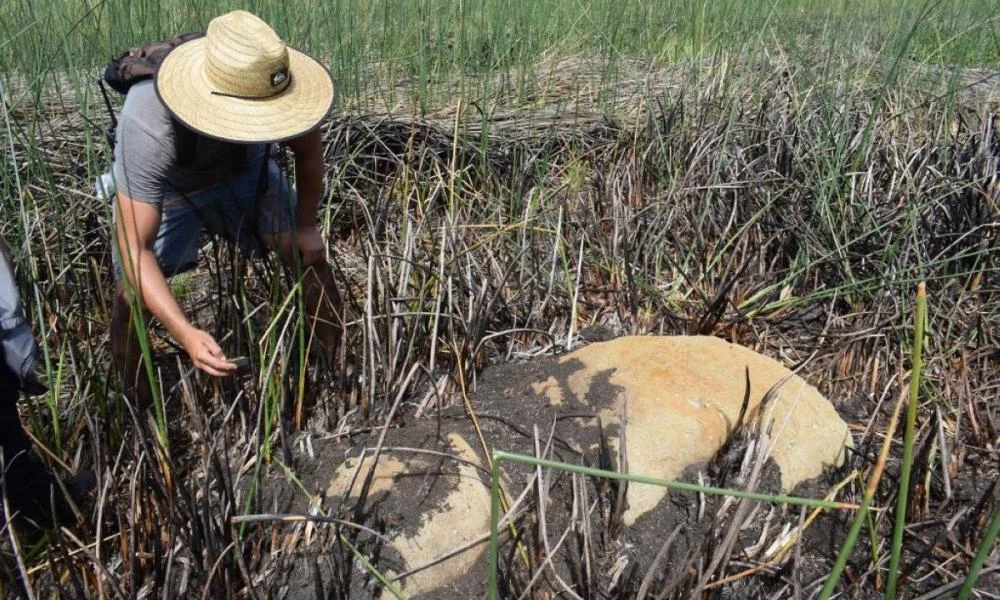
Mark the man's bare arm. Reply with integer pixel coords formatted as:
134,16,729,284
284,128,327,267
114,192,236,376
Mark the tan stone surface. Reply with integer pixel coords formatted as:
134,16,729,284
533,335,853,525
326,455,406,499
393,434,491,596
532,376,564,405
325,434,491,597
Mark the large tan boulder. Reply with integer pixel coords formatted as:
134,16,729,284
531,335,854,524
312,335,853,596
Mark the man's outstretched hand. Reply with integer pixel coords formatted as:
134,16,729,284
179,327,237,376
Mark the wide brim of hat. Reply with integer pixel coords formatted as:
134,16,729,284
155,38,335,143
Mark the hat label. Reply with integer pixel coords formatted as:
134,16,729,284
271,69,288,88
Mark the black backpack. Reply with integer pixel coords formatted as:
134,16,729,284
98,32,204,151
97,32,268,193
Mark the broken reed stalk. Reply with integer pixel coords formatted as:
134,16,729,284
819,281,926,600
957,507,1000,599
229,513,392,543
887,281,927,598
487,450,859,600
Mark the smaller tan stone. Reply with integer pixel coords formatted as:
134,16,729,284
324,435,492,597
393,434,491,596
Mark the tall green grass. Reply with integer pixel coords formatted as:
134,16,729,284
2,0,999,109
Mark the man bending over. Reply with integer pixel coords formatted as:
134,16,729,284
111,10,342,404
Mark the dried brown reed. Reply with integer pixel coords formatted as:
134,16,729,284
1,55,996,597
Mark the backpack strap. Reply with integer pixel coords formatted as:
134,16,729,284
172,118,200,167
256,143,271,198
97,78,118,151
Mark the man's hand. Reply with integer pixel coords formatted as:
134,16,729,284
296,224,327,267
179,327,237,376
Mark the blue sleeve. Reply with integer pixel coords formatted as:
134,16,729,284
0,238,46,395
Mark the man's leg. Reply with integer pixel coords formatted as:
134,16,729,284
217,146,344,363
258,227,343,362
282,244,343,363
305,261,343,361
110,281,154,410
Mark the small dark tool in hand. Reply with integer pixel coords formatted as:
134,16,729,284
229,356,252,371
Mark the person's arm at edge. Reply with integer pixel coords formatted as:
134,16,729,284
114,192,236,376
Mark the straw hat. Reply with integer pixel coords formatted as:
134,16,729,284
155,10,335,143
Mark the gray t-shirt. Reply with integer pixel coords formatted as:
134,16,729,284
112,80,260,203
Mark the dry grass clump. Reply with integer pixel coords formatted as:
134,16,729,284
1,54,997,597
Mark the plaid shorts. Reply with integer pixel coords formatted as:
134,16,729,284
110,145,295,278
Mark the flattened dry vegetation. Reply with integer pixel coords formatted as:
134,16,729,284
1,55,997,598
